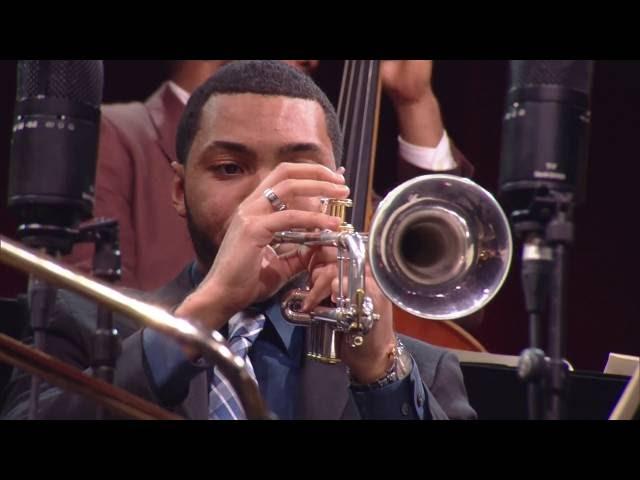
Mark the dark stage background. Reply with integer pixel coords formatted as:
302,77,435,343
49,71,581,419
1,60,638,372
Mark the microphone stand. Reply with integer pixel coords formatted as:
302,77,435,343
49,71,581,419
514,191,575,420
79,219,121,420
19,225,76,420
19,219,121,420
26,275,57,420
544,194,575,420
515,226,551,421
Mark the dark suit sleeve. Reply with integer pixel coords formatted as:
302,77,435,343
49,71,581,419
398,335,477,420
350,350,477,420
350,359,430,420
427,351,477,420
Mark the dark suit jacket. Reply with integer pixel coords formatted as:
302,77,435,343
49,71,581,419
1,265,476,420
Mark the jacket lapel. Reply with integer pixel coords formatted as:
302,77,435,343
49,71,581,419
298,353,359,420
180,371,209,420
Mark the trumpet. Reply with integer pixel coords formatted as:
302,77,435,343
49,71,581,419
275,174,513,364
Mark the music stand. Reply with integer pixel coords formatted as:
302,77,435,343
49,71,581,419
609,366,640,420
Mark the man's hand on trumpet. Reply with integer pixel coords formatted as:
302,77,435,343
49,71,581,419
301,247,398,385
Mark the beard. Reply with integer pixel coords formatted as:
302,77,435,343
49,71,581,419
184,199,219,272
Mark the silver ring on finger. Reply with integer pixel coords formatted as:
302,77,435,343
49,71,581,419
263,188,287,212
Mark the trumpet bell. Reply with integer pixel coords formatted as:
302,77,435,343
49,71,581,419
369,174,512,320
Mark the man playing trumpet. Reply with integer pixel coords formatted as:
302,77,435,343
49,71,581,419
2,61,475,420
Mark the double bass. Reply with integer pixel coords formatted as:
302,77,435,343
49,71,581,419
337,60,487,353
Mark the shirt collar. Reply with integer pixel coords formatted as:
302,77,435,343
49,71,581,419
188,261,299,356
168,80,191,106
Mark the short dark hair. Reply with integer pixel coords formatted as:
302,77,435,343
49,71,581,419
175,60,343,165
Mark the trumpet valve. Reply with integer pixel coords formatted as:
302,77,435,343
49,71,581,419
321,198,354,233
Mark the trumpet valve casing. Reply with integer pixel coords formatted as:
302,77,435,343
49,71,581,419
321,197,354,233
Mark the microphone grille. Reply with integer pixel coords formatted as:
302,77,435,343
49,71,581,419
509,60,594,94
16,60,103,106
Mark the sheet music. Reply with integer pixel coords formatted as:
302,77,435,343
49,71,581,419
604,353,640,376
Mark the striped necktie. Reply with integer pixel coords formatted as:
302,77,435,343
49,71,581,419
208,311,266,420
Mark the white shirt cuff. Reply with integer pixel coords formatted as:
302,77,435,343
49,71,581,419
398,132,457,172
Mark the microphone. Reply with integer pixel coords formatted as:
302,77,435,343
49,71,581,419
7,60,104,248
499,60,594,219
5,61,105,419
498,60,595,420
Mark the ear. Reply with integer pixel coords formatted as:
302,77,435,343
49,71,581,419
171,161,187,218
